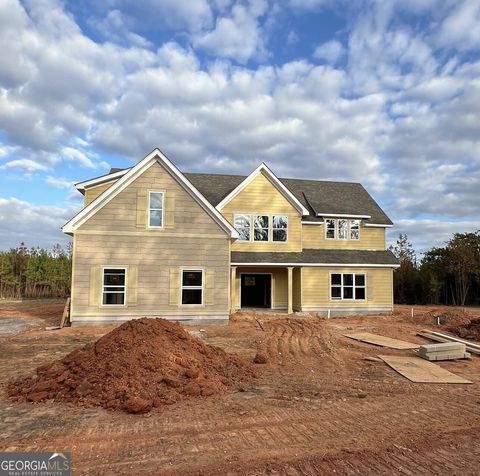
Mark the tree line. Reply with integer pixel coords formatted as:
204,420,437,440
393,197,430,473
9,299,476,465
390,231,480,306
0,243,72,299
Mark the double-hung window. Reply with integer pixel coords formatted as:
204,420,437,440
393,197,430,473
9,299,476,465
272,215,288,242
331,273,366,300
325,219,336,239
181,270,203,305
234,214,251,241
338,219,348,240
102,268,126,305
254,215,269,241
325,218,361,240
148,191,164,228
349,220,360,240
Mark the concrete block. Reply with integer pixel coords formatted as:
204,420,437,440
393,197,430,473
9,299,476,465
419,342,466,355
420,352,471,361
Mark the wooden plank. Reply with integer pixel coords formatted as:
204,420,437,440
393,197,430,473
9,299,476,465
60,297,71,328
421,330,480,350
378,355,472,384
344,332,419,350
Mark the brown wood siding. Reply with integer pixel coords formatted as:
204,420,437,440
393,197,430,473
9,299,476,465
301,267,393,309
84,182,115,206
72,161,230,320
80,162,225,235
221,172,302,252
302,224,386,250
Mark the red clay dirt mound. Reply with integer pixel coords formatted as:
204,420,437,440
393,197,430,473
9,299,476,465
448,317,480,341
7,318,254,413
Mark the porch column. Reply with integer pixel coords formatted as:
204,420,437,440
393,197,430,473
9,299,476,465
287,266,294,314
230,266,237,314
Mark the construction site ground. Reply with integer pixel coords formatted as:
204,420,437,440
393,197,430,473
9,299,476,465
1,299,479,475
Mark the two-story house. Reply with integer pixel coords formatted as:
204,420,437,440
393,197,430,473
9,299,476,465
63,149,398,325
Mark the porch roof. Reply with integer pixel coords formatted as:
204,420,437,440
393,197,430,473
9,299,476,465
231,249,399,267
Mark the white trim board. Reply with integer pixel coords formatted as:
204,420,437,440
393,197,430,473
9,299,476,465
231,262,400,268
62,149,239,239
317,213,371,219
364,223,393,228
75,169,129,190
216,163,309,216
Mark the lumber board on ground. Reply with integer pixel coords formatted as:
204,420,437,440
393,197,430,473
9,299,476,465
344,332,419,350
378,355,472,384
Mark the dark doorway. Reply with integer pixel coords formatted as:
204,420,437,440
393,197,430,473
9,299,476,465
241,274,272,308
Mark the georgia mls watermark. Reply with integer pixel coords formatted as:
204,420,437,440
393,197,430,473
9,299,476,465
0,452,71,476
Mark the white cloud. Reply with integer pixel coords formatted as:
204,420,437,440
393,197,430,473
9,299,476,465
436,0,480,51
0,197,78,249
45,175,74,189
0,0,480,253
313,40,345,64
0,159,48,172
193,0,268,63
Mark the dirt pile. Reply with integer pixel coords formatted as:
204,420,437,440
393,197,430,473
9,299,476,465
448,317,480,340
7,318,254,413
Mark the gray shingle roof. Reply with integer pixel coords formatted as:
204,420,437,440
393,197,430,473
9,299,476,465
103,167,392,225
231,249,399,266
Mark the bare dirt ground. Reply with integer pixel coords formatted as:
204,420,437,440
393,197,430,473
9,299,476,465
1,301,480,475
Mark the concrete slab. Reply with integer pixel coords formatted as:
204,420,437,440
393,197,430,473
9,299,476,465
420,352,471,361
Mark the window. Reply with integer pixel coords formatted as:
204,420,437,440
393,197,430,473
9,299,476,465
273,215,288,242
338,219,348,240
181,270,203,305
254,215,269,241
326,219,336,239
330,273,366,300
325,218,361,240
234,214,250,241
102,268,126,305
350,220,360,240
148,191,164,228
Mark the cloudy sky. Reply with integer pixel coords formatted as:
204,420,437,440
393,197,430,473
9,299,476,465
0,0,479,254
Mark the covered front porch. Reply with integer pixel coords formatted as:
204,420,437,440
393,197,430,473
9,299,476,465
229,265,300,314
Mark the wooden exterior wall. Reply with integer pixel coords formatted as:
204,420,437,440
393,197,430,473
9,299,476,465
302,224,386,250
71,161,230,323
301,267,393,312
84,182,115,206
220,172,303,252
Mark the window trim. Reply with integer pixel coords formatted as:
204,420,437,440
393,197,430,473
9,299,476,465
324,218,362,241
329,272,366,301
100,266,127,307
147,190,165,229
349,219,360,240
272,215,288,243
234,213,251,242
325,218,336,240
253,214,270,242
234,212,289,244
180,268,205,307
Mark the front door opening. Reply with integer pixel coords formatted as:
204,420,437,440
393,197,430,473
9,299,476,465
241,274,272,308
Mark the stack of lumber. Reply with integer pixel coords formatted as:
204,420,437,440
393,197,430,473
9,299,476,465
418,342,470,361
417,330,480,356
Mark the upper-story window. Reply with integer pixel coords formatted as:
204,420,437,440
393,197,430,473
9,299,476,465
148,191,164,228
273,215,288,242
325,218,360,240
254,215,269,241
234,213,288,243
235,214,251,241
